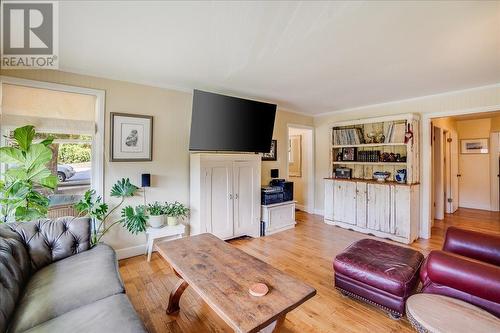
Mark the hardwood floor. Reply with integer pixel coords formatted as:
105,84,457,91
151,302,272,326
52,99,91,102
119,208,500,333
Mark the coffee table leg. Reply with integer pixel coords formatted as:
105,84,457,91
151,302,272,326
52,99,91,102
260,314,286,333
166,278,189,314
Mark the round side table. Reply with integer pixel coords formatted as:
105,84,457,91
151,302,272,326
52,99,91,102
406,294,500,333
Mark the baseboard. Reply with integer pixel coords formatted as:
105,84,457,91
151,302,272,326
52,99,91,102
115,244,147,260
314,209,324,216
296,204,306,211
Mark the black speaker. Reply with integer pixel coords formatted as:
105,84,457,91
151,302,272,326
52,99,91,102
141,173,151,187
282,181,293,202
270,169,279,178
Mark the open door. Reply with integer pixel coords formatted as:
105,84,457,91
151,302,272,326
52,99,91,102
446,130,459,213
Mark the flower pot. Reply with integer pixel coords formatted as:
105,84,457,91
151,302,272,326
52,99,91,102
149,215,165,228
167,216,178,226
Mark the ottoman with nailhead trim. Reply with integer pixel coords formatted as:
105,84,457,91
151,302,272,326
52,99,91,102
333,239,424,318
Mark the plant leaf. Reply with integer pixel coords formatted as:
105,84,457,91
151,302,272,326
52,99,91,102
110,178,139,198
0,147,26,164
15,206,44,221
13,125,35,152
39,175,58,190
121,205,148,234
39,136,54,147
25,144,53,170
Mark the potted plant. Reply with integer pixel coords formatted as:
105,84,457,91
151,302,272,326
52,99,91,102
147,201,165,228
74,178,148,246
164,201,189,226
0,125,58,223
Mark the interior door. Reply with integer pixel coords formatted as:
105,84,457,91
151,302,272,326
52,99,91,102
206,162,234,239
448,131,459,213
232,161,258,237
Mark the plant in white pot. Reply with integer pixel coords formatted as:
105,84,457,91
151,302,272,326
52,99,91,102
164,201,189,226
147,201,166,228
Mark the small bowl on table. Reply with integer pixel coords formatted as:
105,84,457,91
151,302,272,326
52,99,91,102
373,171,390,182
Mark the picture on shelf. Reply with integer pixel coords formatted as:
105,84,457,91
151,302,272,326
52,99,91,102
342,147,356,161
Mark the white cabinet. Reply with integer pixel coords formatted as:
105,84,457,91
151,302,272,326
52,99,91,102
261,201,296,235
190,154,261,239
324,179,419,244
333,180,357,225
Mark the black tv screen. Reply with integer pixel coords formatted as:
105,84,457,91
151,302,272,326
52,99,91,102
189,90,276,153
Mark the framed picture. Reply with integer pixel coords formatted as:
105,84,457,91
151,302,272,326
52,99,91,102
460,138,488,154
342,147,357,161
262,140,277,161
111,112,153,161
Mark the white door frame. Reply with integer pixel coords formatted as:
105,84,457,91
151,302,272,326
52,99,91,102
286,123,315,214
0,75,106,199
421,105,500,238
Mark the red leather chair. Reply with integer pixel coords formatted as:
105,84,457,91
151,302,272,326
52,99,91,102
420,227,500,317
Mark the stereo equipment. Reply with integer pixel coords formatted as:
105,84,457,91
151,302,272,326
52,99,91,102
261,186,284,205
335,167,352,179
270,168,279,178
269,179,294,202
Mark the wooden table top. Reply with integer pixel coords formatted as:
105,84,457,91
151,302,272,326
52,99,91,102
156,233,316,333
406,294,500,333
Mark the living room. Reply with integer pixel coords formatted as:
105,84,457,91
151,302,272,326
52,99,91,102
1,1,499,333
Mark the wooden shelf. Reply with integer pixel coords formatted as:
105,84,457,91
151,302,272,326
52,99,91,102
324,177,419,187
332,161,406,166
332,143,406,148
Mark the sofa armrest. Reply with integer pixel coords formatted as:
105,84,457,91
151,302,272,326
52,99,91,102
5,217,91,270
422,250,500,304
443,227,500,266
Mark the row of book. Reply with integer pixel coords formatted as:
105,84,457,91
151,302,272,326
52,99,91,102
332,128,364,145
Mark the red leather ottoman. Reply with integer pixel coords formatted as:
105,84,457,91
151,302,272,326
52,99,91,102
334,239,424,318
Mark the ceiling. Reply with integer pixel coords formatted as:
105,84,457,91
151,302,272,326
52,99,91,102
58,1,500,115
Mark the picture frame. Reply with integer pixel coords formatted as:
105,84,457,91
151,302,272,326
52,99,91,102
111,112,153,161
262,139,277,161
460,138,488,154
342,147,357,161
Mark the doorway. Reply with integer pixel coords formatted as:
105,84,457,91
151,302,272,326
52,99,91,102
430,112,500,223
287,125,314,213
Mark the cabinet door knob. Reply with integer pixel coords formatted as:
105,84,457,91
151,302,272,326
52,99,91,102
229,194,233,199
235,194,239,199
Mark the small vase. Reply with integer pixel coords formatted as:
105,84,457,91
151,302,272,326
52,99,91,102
149,215,165,228
167,216,178,226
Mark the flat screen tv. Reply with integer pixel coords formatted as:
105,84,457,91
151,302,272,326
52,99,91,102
189,90,277,153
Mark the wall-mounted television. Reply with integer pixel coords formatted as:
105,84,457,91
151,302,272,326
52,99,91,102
189,90,276,153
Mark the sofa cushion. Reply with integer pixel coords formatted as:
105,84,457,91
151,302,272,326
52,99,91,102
22,294,146,333
8,244,125,333
334,239,424,297
4,217,91,271
0,237,32,333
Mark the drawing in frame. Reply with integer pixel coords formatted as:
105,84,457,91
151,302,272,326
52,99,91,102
460,138,488,154
111,112,153,161
262,139,277,161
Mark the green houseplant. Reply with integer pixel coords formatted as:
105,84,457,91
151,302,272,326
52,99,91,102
0,125,58,223
164,201,189,226
75,178,148,245
147,201,166,228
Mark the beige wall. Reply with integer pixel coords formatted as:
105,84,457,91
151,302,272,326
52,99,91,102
456,118,491,210
314,85,500,213
0,69,313,253
261,110,313,185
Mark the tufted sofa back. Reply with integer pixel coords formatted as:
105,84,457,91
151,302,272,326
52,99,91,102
0,217,91,333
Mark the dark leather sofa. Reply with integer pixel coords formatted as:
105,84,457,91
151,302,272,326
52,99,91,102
0,217,146,333
420,227,500,317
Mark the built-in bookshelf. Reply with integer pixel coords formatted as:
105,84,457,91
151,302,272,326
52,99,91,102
329,114,420,184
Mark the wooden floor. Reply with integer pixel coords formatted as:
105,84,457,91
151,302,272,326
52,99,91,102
119,208,500,333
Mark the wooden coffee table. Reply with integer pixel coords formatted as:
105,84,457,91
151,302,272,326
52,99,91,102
406,294,500,333
156,233,316,333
